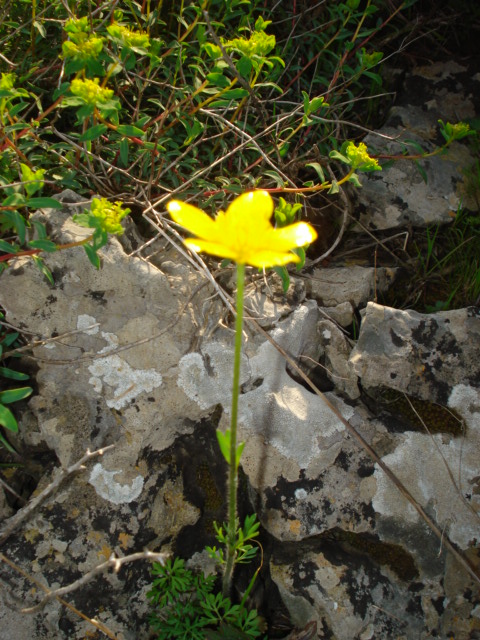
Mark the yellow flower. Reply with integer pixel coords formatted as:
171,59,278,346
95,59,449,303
167,190,317,268
107,23,150,49
345,142,381,171
70,78,113,106
224,31,276,58
90,198,130,235
62,36,104,62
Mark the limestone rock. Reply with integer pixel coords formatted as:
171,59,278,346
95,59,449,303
355,61,478,230
306,266,396,309
349,302,480,405
1,192,479,639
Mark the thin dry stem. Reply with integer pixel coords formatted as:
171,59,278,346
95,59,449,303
0,446,114,546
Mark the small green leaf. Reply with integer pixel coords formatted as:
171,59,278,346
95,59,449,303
2,209,26,244
235,441,245,469
263,170,284,187
32,255,54,285
0,402,20,430
293,246,306,270
119,138,129,166
305,162,325,182
328,180,339,194
0,430,17,452
279,142,290,158
26,197,63,209
273,265,290,293
2,332,18,347
79,124,108,141
83,244,101,269
236,56,252,78
329,149,350,164
414,160,428,184
206,72,231,88
347,173,362,187
404,139,425,155
8,102,29,117
2,193,27,207
0,387,33,404
21,163,44,197
91,228,109,250
27,239,58,252
116,124,145,137
31,219,48,239
0,367,29,381
33,20,46,38
0,240,18,253
216,428,231,464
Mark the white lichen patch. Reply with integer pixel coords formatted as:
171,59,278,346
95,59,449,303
77,314,99,335
295,488,308,501
177,352,211,409
89,463,144,504
79,313,163,409
448,383,480,428
177,342,249,410
88,354,163,410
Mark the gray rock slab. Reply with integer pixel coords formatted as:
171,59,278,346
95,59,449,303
350,302,480,551
306,266,396,309
349,302,480,404
355,61,477,230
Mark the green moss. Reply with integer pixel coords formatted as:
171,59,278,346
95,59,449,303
373,388,464,436
332,528,419,581
196,463,224,513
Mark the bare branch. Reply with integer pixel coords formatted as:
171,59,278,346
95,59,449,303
0,446,114,546
22,550,167,613
0,551,120,639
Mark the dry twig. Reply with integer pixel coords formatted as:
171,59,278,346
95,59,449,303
0,446,114,546
22,550,167,614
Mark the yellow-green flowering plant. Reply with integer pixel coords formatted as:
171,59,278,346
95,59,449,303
329,140,382,188
73,198,130,268
168,190,317,596
0,197,130,275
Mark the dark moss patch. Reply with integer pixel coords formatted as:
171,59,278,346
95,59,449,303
334,449,352,471
326,528,419,582
363,387,464,436
85,289,107,305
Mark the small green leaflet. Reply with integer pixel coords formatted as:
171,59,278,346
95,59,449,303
83,244,101,269
216,428,244,469
32,255,54,285
79,124,108,141
117,124,145,137
0,240,18,253
0,367,29,381
26,197,63,209
305,162,325,182
0,387,33,405
27,239,57,252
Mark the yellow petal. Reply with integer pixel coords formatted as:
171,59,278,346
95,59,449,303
272,222,318,251
167,200,217,239
184,238,240,262
225,190,273,226
248,250,301,268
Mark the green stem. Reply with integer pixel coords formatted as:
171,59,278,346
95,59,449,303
222,262,245,597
